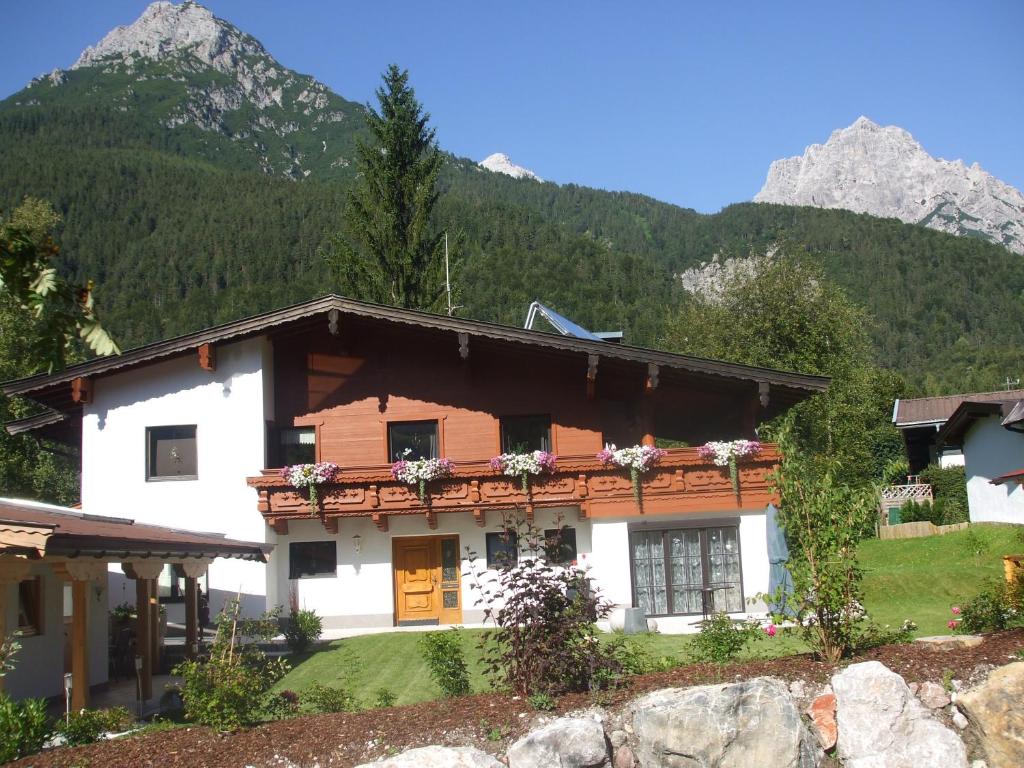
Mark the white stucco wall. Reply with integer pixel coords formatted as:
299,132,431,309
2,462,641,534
3,565,108,702
938,449,965,468
962,416,1024,524
81,338,272,615
274,507,585,627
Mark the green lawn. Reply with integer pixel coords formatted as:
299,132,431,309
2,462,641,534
860,522,1021,635
274,523,1023,706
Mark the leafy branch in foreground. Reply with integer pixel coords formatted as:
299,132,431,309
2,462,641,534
0,197,118,372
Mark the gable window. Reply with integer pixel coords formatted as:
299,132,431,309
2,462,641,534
500,415,552,454
629,525,743,616
544,526,578,565
485,531,519,569
146,425,197,480
17,577,43,635
289,541,337,579
388,420,439,461
280,427,316,465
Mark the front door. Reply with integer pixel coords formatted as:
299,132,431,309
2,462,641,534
393,535,462,626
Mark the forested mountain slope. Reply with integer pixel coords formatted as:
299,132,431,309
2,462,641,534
1,1,1022,395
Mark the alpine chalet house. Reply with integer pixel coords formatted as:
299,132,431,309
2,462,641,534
3,297,827,633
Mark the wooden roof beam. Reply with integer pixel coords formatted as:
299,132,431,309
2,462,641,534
198,343,216,372
586,354,599,399
71,377,92,405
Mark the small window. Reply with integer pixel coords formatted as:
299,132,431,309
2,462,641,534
289,541,337,579
500,415,551,454
388,420,439,461
544,526,578,565
146,425,197,480
17,577,43,635
281,427,316,465
485,531,519,569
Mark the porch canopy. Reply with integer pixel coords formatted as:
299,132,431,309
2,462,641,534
0,497,270,708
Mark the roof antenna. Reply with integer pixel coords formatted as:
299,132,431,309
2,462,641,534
444,232,461,317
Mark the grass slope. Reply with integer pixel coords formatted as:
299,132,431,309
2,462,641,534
860,522,1021,635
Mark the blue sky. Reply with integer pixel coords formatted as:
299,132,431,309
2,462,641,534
3,1,1022,213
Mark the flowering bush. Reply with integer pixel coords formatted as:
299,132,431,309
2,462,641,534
490,450,557,494
391,451,455,503
597,443,667,504
951,577,1024,633
698,439,761,495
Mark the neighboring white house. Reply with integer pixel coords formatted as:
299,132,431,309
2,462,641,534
936,398,1024,524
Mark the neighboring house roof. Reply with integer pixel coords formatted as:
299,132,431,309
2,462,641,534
935,400,1021,448
0,497,271,560
1,294,829,415
893,389,1024,428
1002,400,1024,431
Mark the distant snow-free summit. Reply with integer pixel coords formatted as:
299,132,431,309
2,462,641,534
755,117,1024,255
479,153,542,181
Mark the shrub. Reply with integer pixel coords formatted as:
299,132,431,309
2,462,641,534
419,628,471,698
468,510,619,696
173,599,289,731
373,687,397,708
690,612,764,663
528,692,556,711
302,682,355,713
0,694,50,762
264,690,301,720
771,425,879,664
953,577,1024,633
606,635,677,675
920,463,968,512
852,619,916,651
283,608,323,654
58,706,134,745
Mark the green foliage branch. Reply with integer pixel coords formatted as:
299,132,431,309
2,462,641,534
418,627,472,698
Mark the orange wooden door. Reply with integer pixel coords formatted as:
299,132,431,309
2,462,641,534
394,537,440,625
393,536,462,626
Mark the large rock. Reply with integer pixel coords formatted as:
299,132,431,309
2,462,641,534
956,662,1024,768
354,745,503,768
914,635,984,652
806,693,837,750
507,716,610,767
628,677,820,767
832,660,967,768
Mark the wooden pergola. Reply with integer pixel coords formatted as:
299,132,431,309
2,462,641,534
0,498,270,709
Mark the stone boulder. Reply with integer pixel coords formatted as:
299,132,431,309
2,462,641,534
832,660,967,768
627,677,820,767
354,745,503,768
914,635,984,652
956,661,1024,768
806,693,837,750
507,716,610,768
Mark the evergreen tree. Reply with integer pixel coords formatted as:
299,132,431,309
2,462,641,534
323,65,446,310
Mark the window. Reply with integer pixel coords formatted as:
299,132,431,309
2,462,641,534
17,577,43,635
629,525,743,616
388,420,439,461
500,415,552,453
280,427,316,465
146,425,197,480
544,526,577,565
485,530,519,569
289,541,337,579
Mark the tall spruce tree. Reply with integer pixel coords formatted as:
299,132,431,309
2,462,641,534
323,65,446,310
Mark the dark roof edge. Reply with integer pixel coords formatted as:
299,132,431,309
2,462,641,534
5,409,67,436
2,294,830,398
935,401,1005,448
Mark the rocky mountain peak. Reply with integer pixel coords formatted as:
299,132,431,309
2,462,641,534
479,152,542,181
73,1,263,73
755,117,1024,254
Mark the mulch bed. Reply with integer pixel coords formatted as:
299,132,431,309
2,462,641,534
14,629,1024,768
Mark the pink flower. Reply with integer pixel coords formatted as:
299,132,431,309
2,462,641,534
764,624,777,637
947,619,959,629
951,606,961,615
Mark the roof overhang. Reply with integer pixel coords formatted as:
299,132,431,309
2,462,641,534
2,295,830,420
935,401,1005,449
991,469,1024,487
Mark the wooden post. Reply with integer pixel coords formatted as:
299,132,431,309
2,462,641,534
135,577,153,701
0,583,7,695
149,583,159,676
640,395,656,447
184,576,198,659
71,580,89,710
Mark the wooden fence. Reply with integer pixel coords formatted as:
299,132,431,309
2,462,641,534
878,521,970,541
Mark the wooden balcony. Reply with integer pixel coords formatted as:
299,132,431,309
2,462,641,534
247,446,781,534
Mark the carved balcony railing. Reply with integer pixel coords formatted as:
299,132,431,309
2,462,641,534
246,446,781,533
879,483,933,506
